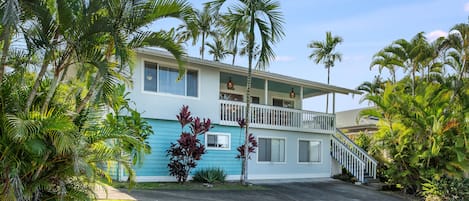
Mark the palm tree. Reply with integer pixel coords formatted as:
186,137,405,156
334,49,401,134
0,0,21,84
370,51,400,83
195,6,215,60
445,23,469,81
20,0,195,114
207,0,284,185
422,36,445,81
1,0,195,199
357,75,385,97
378,32,430,96
308,31,343,113
206,32,230,62
219,10,248,65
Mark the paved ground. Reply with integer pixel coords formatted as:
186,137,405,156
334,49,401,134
121,179,405,201
95,185,137,200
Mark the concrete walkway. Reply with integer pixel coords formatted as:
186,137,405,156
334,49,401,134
249,177,335,184
95,185,137,200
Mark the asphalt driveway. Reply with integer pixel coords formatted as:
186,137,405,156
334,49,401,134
124,179,405,201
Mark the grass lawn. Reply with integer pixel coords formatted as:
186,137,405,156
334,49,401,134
109,181,267,191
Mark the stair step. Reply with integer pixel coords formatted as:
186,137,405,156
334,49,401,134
364,177,380,184
364,182,386,190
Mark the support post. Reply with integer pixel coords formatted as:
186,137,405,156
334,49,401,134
264,80,268,105
300,86,304,108
332,92,336,114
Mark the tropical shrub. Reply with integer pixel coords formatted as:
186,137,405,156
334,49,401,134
421,176,469,201
360,21,469,196
235,119,258,159
167,105,212,183
235,119,258,182
0,0,195,199
353,132,371,152
193,168,227,184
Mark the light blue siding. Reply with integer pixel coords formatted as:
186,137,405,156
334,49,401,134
248,128,332,179
134,119,242,177
197,125,243,176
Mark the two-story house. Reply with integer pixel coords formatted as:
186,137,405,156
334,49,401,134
116,48,377,183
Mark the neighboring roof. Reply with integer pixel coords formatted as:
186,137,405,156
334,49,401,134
136,47,362,96
335,107,378,129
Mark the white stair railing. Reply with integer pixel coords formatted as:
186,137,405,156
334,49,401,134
331,136,366,183
333,129,378,180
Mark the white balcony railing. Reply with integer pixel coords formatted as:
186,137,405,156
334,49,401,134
220,100,335,133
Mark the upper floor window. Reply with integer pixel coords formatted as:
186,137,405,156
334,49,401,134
251,96,260,104
220,92,243,102
144,61,198,97
273,98,294,108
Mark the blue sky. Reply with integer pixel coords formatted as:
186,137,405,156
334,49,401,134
157,0,468,112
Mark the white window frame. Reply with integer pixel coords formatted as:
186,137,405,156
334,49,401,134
256,136,287,164
205,132,231,150
219,91,245,102
272,96,295,108
297,138,323,164
141,59,200,99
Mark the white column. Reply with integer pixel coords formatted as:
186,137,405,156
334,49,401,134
264,79,268,105
300,86,304,109
332,92,336,114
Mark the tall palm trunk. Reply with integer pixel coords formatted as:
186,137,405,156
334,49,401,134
25,30,59,112
76,72,101,114
458,48,467,81
25,58,51,112
326,66,330,113
232,33,239,65
411,67,416,96
242,10,256,186
201,32,206,60
0,27,11,84
42,54,71,113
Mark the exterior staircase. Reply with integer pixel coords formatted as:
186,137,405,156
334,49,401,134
331,128,378,183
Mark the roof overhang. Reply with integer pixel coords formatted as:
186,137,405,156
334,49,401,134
136,48,362,96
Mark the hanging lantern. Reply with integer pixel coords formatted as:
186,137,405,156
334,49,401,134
289,88,295,98
227,77,234,90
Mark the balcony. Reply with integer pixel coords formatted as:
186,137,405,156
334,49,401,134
220,100,336,134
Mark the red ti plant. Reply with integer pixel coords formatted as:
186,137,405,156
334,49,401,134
236,133,257,159
167,105,212,183
236,118,258,180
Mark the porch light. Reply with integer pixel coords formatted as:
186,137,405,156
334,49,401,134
227,77,234,90
146,75,153,81
289,88,295,98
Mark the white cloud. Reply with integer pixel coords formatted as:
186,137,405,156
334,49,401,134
464,2,469,12
274,56,295,62
425,30,448,41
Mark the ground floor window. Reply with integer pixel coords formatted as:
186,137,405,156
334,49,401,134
258,137,285,162
298,139,321,163
205,132,230,150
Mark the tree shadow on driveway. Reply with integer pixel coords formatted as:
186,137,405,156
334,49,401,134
125,180,405,201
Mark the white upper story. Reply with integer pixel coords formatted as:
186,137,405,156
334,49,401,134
129,48,360,133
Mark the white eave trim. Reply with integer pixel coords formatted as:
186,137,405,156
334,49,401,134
135,48,362,95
